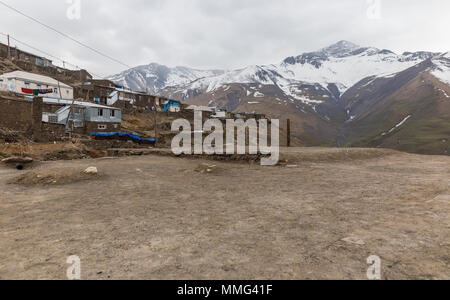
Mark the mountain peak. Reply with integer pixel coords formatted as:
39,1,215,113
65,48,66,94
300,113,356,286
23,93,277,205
326,40,360,49
320,40,361,57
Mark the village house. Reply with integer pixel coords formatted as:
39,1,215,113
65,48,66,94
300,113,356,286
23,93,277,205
42,99,122,133
163,99,182,112
0,71,73,100
0,42,53,67
107,85,158,109
74,79,116,105
74,80,162,111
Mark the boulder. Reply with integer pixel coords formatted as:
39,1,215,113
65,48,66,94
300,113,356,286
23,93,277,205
83,167,98,175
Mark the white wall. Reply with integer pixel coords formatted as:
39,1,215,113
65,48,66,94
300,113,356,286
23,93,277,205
168,106,181,112
11,78,73,100
0,76,9,91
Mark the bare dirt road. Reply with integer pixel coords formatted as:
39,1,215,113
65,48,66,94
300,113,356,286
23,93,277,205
0,148,449,280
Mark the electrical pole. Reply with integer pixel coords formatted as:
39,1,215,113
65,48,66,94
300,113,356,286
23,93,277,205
287,119,291,147
154,97,159,147
7,34,11,59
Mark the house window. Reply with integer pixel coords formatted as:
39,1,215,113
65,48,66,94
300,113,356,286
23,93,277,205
54,88,58,94
98,124,107,130
98,109,104,117
25,82,30,88
73,108,83,115
111,110,116,117
73,120,84,128
37,84,41,89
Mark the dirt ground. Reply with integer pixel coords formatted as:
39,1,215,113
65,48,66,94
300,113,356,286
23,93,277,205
0,148,449,280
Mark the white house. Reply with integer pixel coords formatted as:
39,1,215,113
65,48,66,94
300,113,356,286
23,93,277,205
0,71,73,100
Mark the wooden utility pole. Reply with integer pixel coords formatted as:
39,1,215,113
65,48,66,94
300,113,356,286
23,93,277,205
287,119,291,147
154,97,159,146
7,34,11,59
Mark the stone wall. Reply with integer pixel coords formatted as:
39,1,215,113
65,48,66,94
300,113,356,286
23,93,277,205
85,121,121,133
0,96,34,134
0,96,121,141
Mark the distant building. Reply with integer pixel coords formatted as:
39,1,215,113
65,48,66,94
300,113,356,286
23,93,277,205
163,100,181,112
74,80,160,110
211,107,228,119
0,71,73,100
0,42,53,67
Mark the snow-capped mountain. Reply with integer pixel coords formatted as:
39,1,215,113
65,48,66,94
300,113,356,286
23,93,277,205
107,41,450,155
107,63,224,94
108,41,440,101
167,40,439,102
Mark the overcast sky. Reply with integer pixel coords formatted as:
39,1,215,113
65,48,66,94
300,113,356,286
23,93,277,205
1,0,449,77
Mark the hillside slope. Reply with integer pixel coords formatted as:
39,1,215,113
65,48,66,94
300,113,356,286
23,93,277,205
341,54,450,155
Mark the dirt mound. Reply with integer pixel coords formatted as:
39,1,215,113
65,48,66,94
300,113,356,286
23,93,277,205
8,167,101,186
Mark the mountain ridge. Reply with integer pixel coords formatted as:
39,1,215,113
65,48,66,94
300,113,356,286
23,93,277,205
107,41,449,155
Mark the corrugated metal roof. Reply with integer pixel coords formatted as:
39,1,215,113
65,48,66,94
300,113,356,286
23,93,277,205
0,71,72,88
42,98,120,110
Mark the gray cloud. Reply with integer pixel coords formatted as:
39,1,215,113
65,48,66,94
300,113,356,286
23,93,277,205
1,0,449,77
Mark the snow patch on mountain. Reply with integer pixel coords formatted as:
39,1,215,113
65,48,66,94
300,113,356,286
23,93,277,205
382,115,411,136
278,45,430,93
431,53,450,85
436,88,449,98
189,65,275,92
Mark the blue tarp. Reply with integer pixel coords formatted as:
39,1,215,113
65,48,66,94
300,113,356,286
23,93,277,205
90,132,156,143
